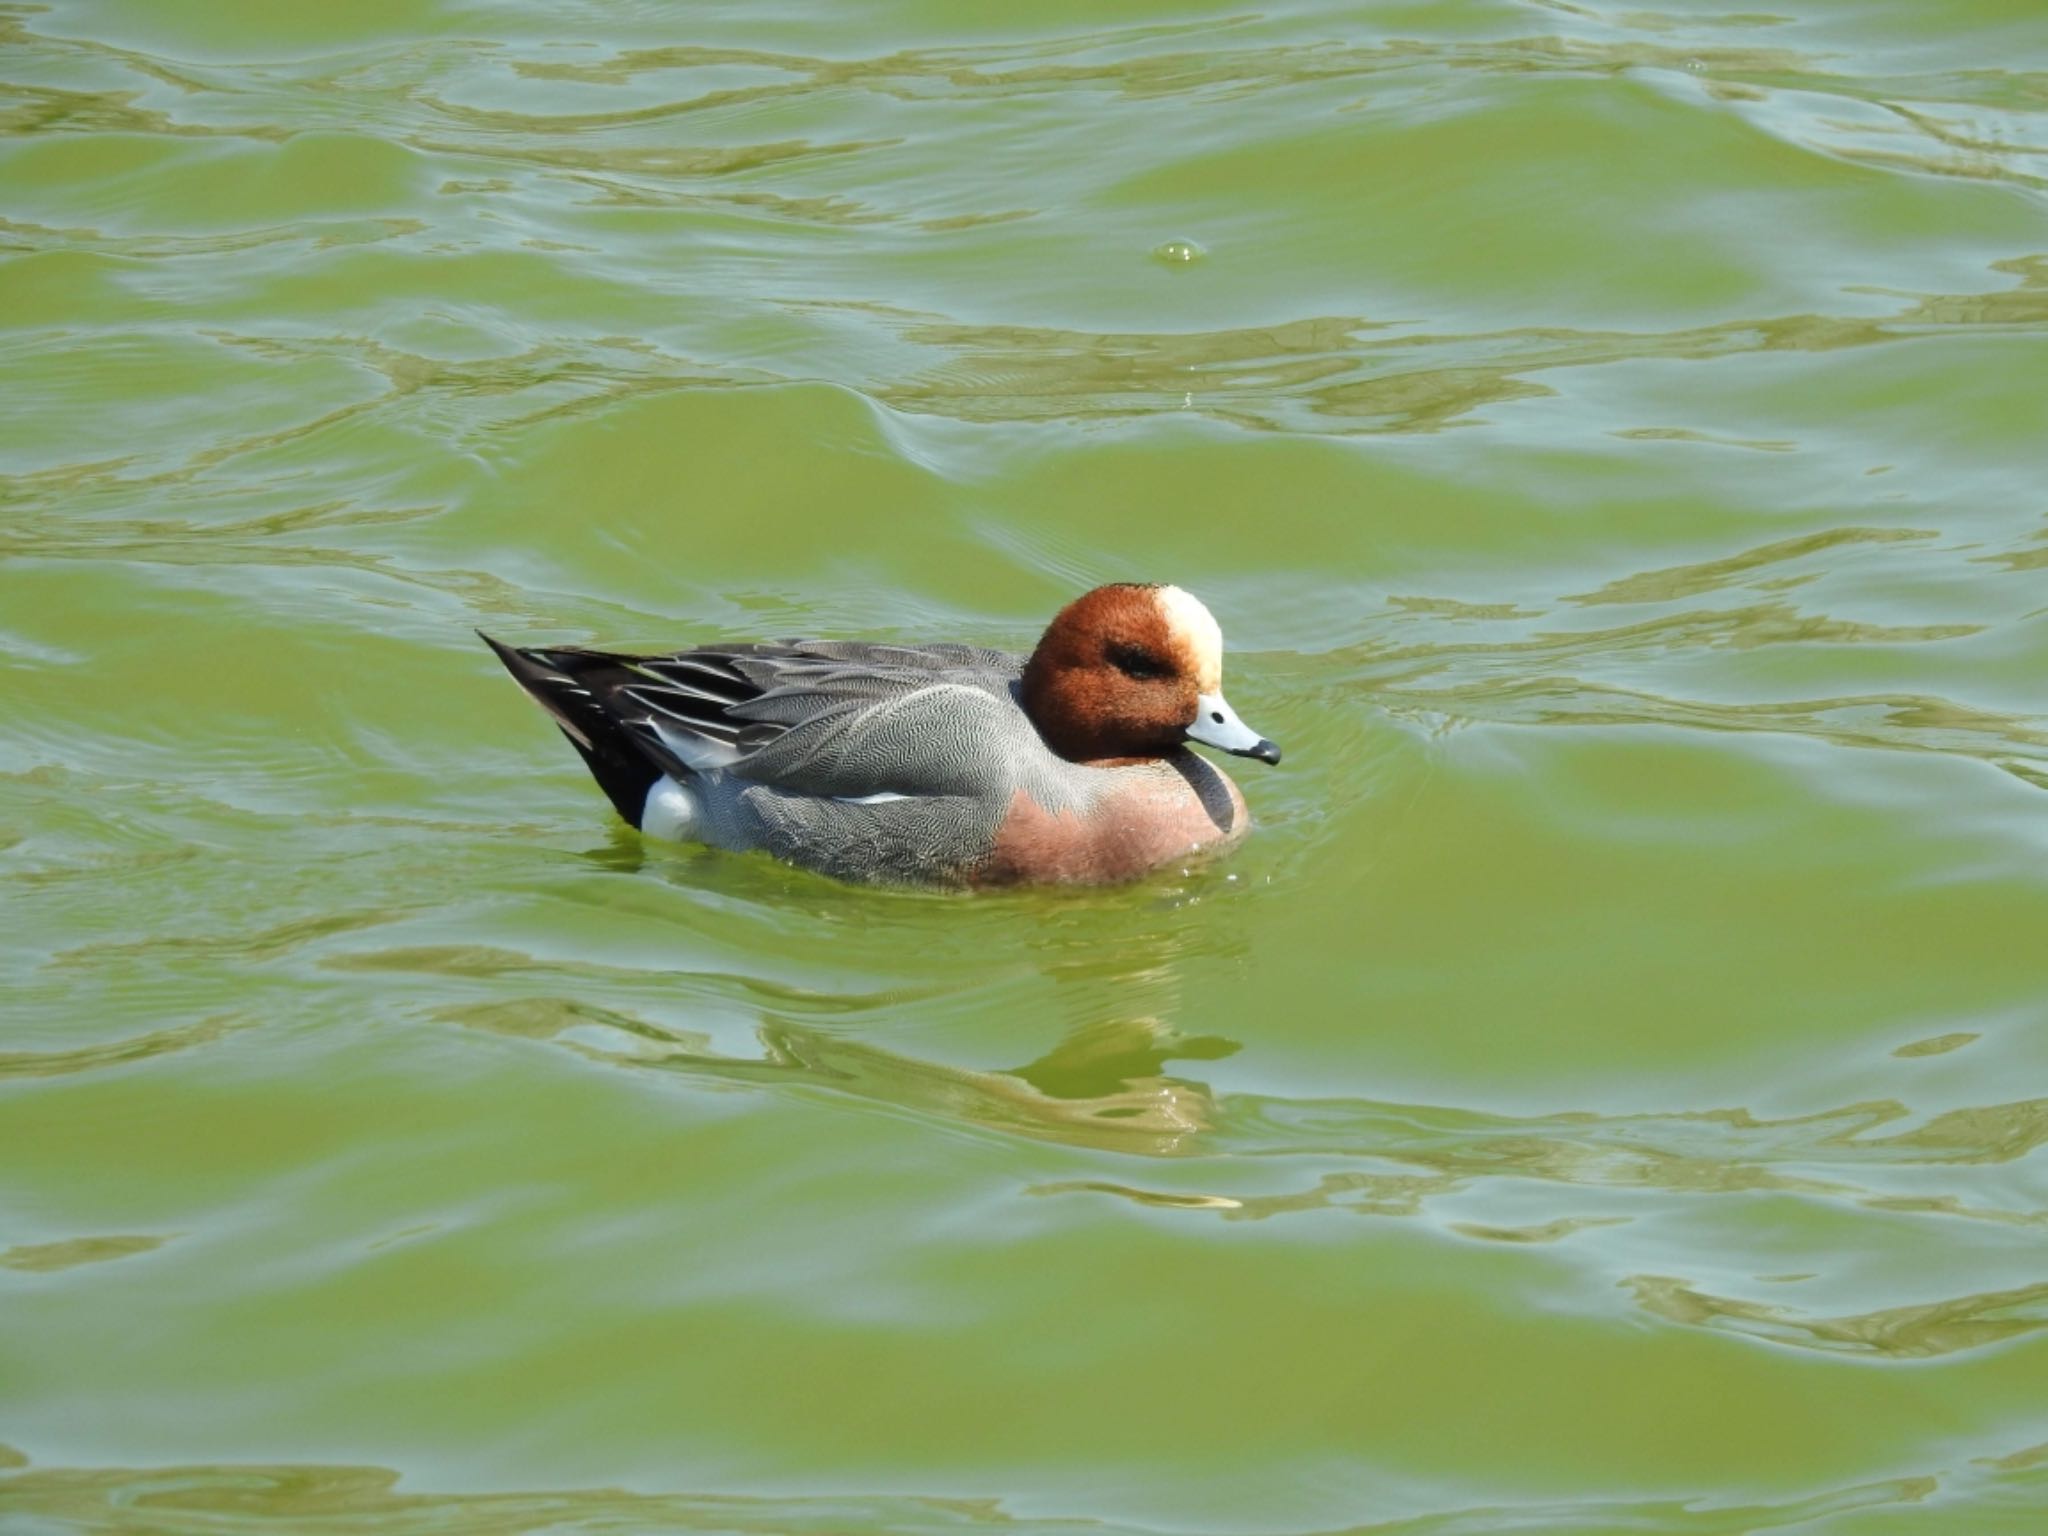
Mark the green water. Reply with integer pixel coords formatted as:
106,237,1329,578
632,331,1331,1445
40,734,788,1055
4,0,2048,1531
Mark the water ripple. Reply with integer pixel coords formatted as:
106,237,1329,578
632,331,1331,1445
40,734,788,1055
1626,1274,2048,1359
857,256,2048,433
0,1013,254,1081
4,1454,2043,1536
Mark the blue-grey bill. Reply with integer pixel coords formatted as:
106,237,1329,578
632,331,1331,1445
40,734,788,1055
1188,691,1282,765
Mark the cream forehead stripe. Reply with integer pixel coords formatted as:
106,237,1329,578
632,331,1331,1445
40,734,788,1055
1156,585,1224,692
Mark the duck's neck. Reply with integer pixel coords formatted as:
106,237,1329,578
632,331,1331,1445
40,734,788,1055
1017,665,1170,766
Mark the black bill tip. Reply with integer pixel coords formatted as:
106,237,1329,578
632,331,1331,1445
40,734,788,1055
1243,738,1282,766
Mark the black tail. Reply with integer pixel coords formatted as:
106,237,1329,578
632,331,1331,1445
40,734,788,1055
480,632,663,828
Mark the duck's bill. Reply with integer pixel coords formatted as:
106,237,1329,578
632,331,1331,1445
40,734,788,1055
1187,692,1282,765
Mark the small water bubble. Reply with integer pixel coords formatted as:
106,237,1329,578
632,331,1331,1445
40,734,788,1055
1151,238,1205,267
1683,57,1708,73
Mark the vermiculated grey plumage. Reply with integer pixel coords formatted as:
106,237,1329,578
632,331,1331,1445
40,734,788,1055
485,636,1115,884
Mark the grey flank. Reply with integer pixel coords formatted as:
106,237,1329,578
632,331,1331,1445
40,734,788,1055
705,642,1069,885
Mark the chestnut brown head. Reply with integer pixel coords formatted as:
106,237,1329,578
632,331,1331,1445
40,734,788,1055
1019,583,1280,766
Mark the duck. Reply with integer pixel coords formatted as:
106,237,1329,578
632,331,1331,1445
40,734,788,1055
481,582,1281,888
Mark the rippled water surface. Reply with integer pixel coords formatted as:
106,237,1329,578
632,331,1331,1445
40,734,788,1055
5,1,2048,1531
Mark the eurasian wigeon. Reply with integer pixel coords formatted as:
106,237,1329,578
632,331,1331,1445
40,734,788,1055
481,583,1280,887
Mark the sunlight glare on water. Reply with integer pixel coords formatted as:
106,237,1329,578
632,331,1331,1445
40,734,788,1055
3,0,2047,1532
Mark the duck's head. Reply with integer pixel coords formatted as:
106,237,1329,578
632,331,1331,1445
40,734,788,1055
1019,583,1281,766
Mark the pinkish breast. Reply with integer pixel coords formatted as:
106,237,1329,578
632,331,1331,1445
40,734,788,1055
974,758,1249,887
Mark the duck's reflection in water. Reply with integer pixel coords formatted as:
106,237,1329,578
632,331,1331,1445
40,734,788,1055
440,889,1242,1156
442,1004,1235,1158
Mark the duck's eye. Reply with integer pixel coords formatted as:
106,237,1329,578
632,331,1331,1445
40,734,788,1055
1106,642,1171,681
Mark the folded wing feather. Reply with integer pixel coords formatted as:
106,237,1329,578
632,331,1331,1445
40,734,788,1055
603,641,1024,801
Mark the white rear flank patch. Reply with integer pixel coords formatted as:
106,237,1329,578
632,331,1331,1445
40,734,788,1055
641,776,700,842
1156,585,1224,693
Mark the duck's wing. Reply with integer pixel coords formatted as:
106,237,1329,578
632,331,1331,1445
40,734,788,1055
715,642,1027,800
486,635,1028,806
722,652,1030,800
